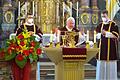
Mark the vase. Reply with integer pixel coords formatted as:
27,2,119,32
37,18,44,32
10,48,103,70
11,60,31,80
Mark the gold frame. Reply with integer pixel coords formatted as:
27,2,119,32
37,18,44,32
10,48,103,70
80,13,89,24
4,11,13,23
92,13,98,24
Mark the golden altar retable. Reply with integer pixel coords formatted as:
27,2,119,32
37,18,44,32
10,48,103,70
43,48,99,80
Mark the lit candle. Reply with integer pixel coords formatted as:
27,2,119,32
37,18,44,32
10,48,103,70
76,2,78,17
70,2,72,17
50,31,53,42
33,1,35,16
63,2,64,27
94,30,96,43
18,1,20,16
86,30,89,42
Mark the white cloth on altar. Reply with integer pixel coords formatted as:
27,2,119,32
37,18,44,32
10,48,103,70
96,60,117,80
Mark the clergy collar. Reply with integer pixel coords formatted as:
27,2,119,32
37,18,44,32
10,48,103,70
66,26,73,31
103,19,111,24
25,22,34,26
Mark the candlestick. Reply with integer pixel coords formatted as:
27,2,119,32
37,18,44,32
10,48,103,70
86,30,89,42
33,1,35,16
18,1,20,16
94,30,96,43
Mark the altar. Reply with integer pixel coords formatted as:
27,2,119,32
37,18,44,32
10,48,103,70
43,47,99,80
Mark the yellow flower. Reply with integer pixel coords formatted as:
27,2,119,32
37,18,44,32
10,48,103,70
22,32,30,38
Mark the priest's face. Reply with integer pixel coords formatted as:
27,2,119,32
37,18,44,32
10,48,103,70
26,15,34,24
67,19,75,29
101,13,108,22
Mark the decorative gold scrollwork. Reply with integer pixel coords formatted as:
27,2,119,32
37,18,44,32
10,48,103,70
4,11,13,23
80,13,89,24
92,14,98,24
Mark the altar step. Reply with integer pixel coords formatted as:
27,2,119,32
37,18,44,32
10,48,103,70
85,64,96,78
39,62,97,80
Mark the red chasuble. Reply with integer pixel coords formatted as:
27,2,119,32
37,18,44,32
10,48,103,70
96,21,119,60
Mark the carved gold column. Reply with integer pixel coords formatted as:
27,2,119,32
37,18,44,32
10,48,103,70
39,0,57,33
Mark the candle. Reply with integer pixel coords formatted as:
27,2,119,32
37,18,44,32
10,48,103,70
35,2,37,17
63,2,64,27
57,30,60,42
70,2,72,17
46,2,48,16
56,2,59,23
76,1,79,29
33,1,35,16
86,30,89,42
25,2,27,15
50,31,53,42
18,1,20,16
94,30,96,43
76,2,78,17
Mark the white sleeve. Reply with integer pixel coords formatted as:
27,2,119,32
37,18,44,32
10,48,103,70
96,33,101,39
33,34,41,42
105,32,114,38
9,33,16,40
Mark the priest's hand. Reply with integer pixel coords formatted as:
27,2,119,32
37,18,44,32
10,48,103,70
101,30,106,36
29,31,34,35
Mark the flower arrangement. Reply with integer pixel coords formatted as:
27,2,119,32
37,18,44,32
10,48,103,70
0,29,42,68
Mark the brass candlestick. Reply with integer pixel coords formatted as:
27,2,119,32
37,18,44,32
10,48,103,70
49,42,54,47
94,43,97,48
86,42,89,48
56,42,60,48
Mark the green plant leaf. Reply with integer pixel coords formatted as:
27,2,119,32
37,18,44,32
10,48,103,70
33,54,38,61
35,42,40,49
5,53,16,61
15,57,27,69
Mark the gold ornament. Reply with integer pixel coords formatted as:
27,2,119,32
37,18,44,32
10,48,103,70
4,11,13,23
92,14,98,24
80,13,89,24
